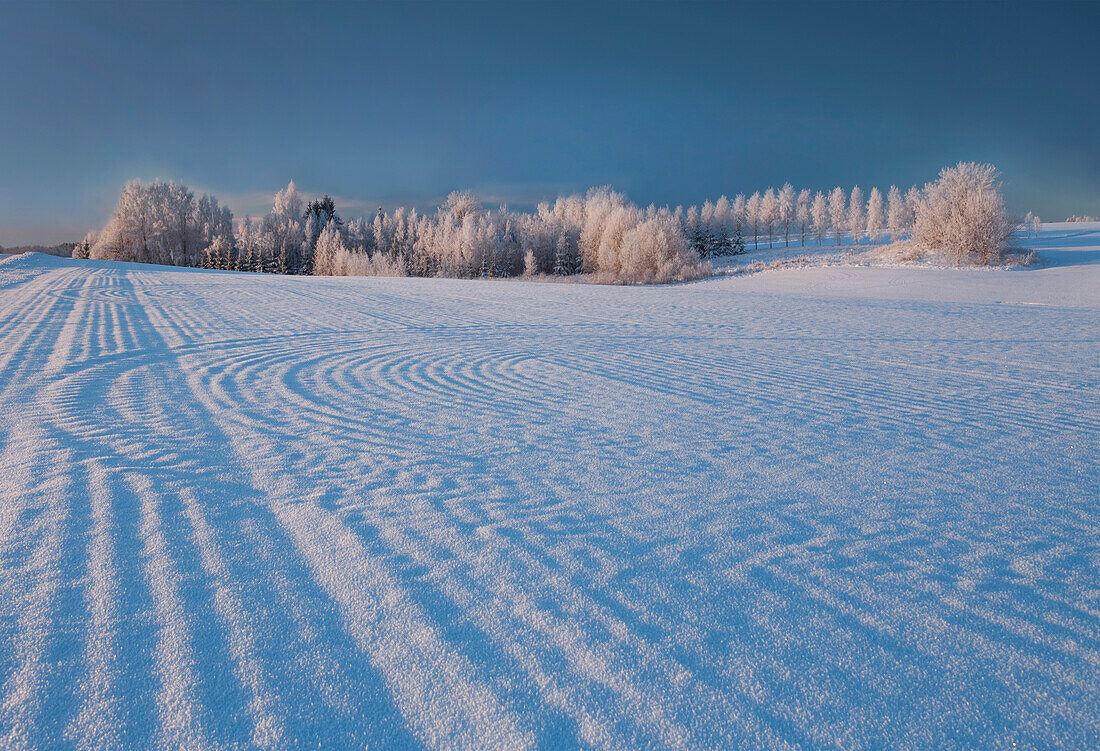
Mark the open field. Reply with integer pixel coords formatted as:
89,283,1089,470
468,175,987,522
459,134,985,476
0,225,1097,749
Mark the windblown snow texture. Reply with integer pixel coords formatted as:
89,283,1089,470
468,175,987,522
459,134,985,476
0,225,1097,749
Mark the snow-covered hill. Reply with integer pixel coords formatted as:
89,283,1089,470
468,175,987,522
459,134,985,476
0,225,1097,749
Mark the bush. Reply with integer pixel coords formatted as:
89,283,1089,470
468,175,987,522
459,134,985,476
910,162,1015,265
612,216,710,284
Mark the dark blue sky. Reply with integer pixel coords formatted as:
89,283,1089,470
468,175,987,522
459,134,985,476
1,1,1097,245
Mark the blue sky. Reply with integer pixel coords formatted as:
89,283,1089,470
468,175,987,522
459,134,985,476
1,0,1097,246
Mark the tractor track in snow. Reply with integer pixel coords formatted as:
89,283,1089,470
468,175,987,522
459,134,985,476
0,250,1097,749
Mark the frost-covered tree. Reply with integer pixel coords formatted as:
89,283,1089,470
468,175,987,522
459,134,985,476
164,182,201,265
1023,211,1035,236
685,205,700,243
615,214,704,284
910,162,1015,265
866,187,884,244
91,179,220,266
73,230,96,260
442,190,481,222
760,188,778,248
273,180,302,221
847,186,864,246
731,193,746,241
688,222,712,258
306,195,341,229
746,192,762,250
91,180,147,262
303,195,341,264
713,195,731,236
200,235,234,271
778,183,796,247
796,189,811,246
904,186,922,235
828,187,846,245
265,181,306,273
811,191,828,245
197,194,234,249
237,216,276,273
312,219,346,276
553,231,579,275
886,185,906,241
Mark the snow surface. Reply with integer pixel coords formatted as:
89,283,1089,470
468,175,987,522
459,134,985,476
0,224,1097,749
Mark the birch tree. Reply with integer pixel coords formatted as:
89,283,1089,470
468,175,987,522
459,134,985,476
778,183,796,247
886,185,906,241
847,186,864,246
811,191,828,245
828,187,847,245
866,187,884,244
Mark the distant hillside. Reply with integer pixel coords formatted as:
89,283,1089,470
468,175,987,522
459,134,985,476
0,242,77,258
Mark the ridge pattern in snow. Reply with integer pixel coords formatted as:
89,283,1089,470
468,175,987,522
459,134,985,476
0,235,1098,749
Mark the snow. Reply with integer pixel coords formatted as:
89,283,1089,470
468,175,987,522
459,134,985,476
0,224,1098,749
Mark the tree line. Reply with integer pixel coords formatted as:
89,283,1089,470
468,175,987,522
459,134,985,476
75,162,1019,282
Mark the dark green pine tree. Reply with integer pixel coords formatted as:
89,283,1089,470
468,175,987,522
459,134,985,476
301,195,341,275
553,233,575,275
728,228,746,255
691,227,713,258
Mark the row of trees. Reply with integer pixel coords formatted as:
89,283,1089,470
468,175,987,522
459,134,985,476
85,181,711,283
312,187,711,282
82,162,1020,281
680,183,920,252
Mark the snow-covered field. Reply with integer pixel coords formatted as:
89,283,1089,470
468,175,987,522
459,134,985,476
0,224,1097,749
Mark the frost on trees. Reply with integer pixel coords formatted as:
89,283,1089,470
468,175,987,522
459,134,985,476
684,195,744,259
866,187,884,244
828,187,847,245
796,189,811,246
268,181,306,274
746,192,762,250
811,191,828,245
760,188,778,248
909,162,1016,265
904,186,922,235
731,194,746,242
86,163,1026,282
778,183,796,247
847,186,864,247
72,230,96,260
91,180,233,266
886,186,906,241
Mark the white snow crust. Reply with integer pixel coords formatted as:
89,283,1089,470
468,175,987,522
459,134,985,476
0,225,1097,749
